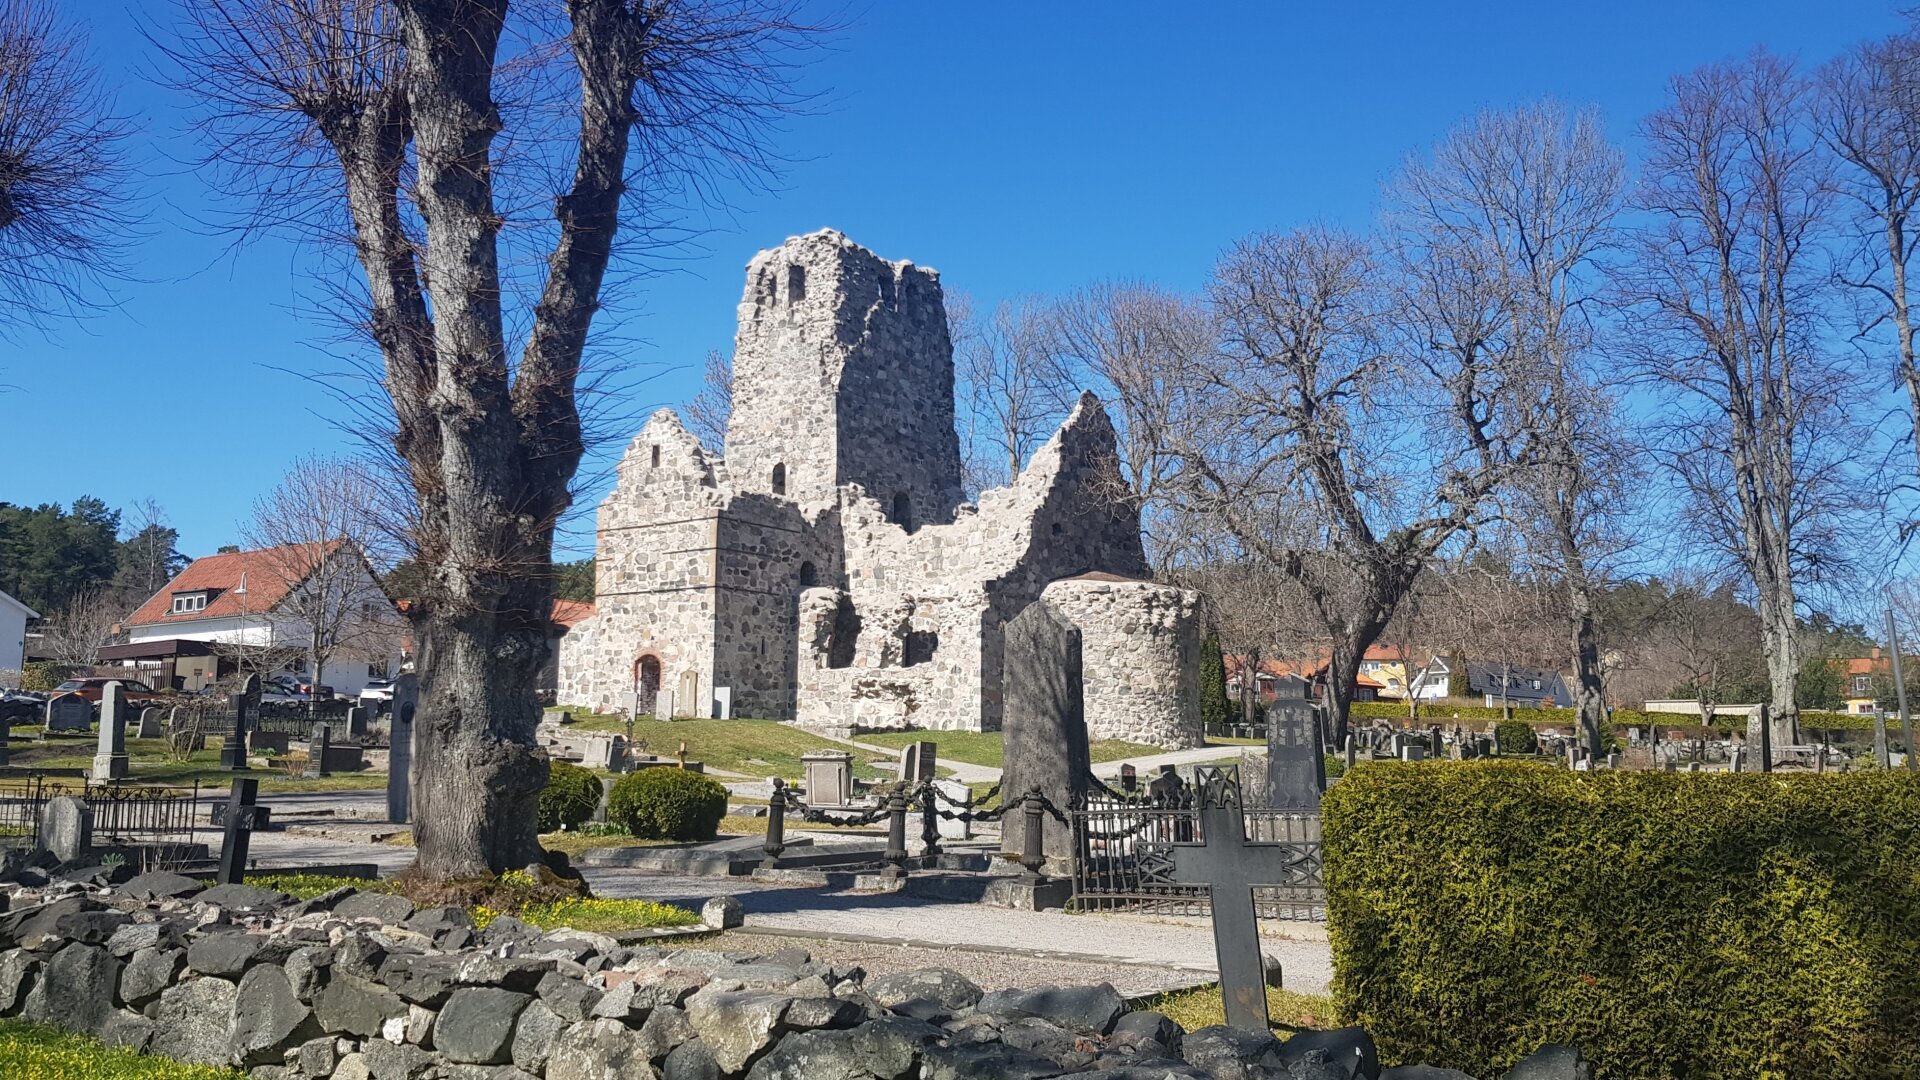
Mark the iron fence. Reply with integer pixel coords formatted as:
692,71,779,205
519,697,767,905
1069,789,1326,921
0,775,201,871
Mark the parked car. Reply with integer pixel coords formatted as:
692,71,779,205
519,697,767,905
359,679,395,715
270,673,334,699
49,677,168,708
0,690,46,724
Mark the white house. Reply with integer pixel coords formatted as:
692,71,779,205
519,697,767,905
103,541,401,695
1407,656,1574,709
0,589,37,679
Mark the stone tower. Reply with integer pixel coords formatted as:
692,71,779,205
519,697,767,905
725,230,965,530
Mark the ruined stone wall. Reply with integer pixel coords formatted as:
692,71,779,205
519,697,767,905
1041,576,1201,749
708,497,818,721
726,230,964,526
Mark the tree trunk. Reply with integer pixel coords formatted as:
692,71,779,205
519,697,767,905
1566,580,1608,758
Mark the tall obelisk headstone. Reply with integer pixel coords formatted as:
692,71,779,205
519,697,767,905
999,599,1090,864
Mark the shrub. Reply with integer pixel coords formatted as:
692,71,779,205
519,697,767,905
1493,719,1537,755
19,661,77,692
539,760,604,832
1322,764,1920,1079
606,768,728,841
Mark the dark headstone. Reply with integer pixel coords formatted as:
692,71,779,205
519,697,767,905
998,599,1089,862
387,674,417,824
901,741,938,784
46,692,91,732
1875,713,1892,768
305,724,332,778
1265,698,1325,810
220,674,260,769
215,779,266,885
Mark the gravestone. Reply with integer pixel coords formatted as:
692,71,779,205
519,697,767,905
900,741,937,784
1343,735,1357,770
932,778,972,840
998,598,1090,864
387,674,417,824
1744,705,1772,774
1146,763,1185,803
92,681,130,781
304,724,332,778
219,675,260,770
1169,766,1313,1033
46,692,91,732
675,670,699,718
654,689,675,724
1427,724,1444,756
215,778,268,885
801,750,854,806
39,796,92,863
247,730,289,755
1875,713,1892,769
1399,744,1425,762
1120,763,1138,793
135,707,163,739
345,706,368,739
713,686,733,720
1264,698,1324,809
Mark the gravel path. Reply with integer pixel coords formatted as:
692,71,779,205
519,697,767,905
709,930,1208,996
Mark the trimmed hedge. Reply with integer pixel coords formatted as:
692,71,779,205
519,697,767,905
1322,763,1920,1079
539,760,604,832
606,767,728,841
1347,699,1874,732
1493,719,1537,755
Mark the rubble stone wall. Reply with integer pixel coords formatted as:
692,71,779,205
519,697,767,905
1042,576,1202,749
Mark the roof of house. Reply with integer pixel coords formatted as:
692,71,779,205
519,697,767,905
0,590,37,620
125,541,346,627
551,599,595,629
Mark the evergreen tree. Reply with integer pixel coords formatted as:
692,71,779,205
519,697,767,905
1446,648,1471,699
0,498,120,611
1200,632,1230,729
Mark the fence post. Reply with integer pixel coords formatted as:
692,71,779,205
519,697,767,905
1020,787,1047,882
762,778,787,869
881,785,909,879
919,779,941,862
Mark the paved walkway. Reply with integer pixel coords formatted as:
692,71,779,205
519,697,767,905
1094,744,1263,779
809,730,1002,784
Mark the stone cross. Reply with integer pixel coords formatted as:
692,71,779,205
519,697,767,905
1264,698,1324,809
215,778,269,885
305,723,332,778
387,674,418,824
1169,766,1312,1033
219,675,260,770
92,681,130,781
998,599,1090,864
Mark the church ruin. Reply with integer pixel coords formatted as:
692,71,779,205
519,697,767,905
556,230,1200,747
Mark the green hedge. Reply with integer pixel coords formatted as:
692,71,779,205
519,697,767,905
1322,763,1920,1078
606,767,728,841
1347,700,1874,732
1493,719,1537,755
538,760,604,832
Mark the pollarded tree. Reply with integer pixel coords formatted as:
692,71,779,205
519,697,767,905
167,0,818,877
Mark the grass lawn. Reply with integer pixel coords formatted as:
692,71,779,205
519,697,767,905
3,737,388,792
1138,984,1337,1033
561,714,892,780
857,730,1179,769
240,873,700,934
0,1020,241,1079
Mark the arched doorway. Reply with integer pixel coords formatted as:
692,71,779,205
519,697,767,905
634,655,662,716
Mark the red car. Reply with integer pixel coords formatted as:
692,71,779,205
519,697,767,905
50,677,169,707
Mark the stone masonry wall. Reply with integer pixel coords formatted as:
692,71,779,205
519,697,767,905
1042,575,1202,749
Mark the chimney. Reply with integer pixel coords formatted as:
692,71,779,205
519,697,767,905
236,572,247,596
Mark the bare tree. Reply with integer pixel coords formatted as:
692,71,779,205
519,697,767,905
1387,101,1629,755
1617,53,1855,747
1820,34,1920,522
1160,226,1533,742
0,0,132,331
36,588,124,666
954,293,1078,489
168,0,817,877
683,348,732,452
241,455,401,716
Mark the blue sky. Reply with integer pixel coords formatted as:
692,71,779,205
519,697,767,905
3,0,1907,561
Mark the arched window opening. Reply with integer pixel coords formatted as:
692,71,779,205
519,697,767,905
798,561,818,588
772,463,787,495
891,491,914,532
634,656,662,716
650,445,661,468
787,264,807,304
905,630,939,668
828,595,860,670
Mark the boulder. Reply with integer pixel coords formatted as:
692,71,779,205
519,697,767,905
784,994,866,1032
229,963,321,1066
663,1038,722,1080
118,946,184,1007
295,1036,340,1078
24,942,119,1036
379,953,554,1008
537,970,605,1021
544,1017,655,1080
745,1016,946,1080
1379,1068,1477,1080
196,883,290,912
362,1035,437,1079
1179,1026,1286,1080
920,1040,1070,1080
314,971,409,1038
151,976,239,1066
4,897,95,951
509,1000,567,1073
333,933,390,980
99,1009,156,1053
105,921,182,958
866,968,983,1012
53,910,132,946
187,931,267,978
635,1003,695,1063
1110,1011,1182,1056
701,896,744,930
1503,1046,1591,1080
684,989,794,1073
435,987,534,1065
283,945,328,1001
1279,1027,1380,1080
976,984,1125,1037
0,949,38,1014
116,870,203,901
1001,1017,1100,1070
337,892,417,924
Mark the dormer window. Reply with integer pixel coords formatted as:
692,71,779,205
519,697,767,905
171,591,208,614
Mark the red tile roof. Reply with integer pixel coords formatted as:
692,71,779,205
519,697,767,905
551,599,595,629
125,542,344,627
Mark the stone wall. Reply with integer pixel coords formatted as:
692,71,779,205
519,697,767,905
1042,575,1202,749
